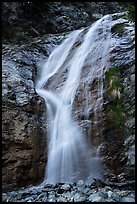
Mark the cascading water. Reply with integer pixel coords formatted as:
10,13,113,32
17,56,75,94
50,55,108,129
35,13,128,185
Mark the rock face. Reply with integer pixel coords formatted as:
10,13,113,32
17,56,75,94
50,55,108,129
71,13,135,181
2,2,123,42
102,17,135,179
2,46,44,191
2,2,135,192
2,34,66,192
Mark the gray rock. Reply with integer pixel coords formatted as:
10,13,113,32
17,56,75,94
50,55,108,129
77,186,86,194
103,186,112,191
47,192,56,202
60,184,71,191
31,194,37,199
96,197,109,202
121,196,135,202
111,192,121,202
34,192,47,201
48,198,56,202
107,190,113,198
24,196,34,202
73,193,86,202
88,192,104,202
130,74,135,84
16,92,30,106
88,188,97,194
124,135,135,146
37,188,43,194
126,144,135,165
83,187,91,194
117,190,129,197
30,189,38,195
57,196,68,202
125,118,135,128
59,191,72,202
92,13,103,19
2,194,8,202
77,180,84,187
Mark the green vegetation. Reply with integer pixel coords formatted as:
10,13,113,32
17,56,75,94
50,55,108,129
105,66,127,127
105,66,123,97
105,99,127,127
111,24,124,36
7,83,12,89
118,2,135,22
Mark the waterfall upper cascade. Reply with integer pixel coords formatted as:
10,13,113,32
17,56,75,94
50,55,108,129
35,13,128,184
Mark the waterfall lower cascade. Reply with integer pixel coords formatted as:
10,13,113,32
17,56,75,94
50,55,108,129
35,13,127,184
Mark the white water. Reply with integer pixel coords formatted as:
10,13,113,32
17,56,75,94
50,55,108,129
35,13,126,184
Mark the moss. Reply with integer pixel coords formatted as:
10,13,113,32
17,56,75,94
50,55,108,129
105,66,121,79
105,100,127,127
118,2,135,22
104,66,127,128
111,23,125,36
7,83,12,89
105,66,123,98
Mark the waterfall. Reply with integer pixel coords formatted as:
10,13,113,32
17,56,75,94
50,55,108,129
35,13,126,184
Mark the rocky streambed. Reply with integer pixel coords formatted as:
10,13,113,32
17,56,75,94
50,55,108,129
2,180,135,202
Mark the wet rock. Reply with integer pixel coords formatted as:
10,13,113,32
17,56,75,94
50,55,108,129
77,180,84,187
103,186,112,191
73,193,86,202
87,188,97,195
130,74,135,84
57,196,68,202
126,144,135,166
124,135,135,148
123,135,135,169
47,191,56,202
111,192,121,202
125,118,135,129
34,192,47,202
82,187,91,194
60,184,71,191
24,196,34,202
2,194,8,202
102,13,135,178
107,190,113,198
35,188,42,195
88,192,106,202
